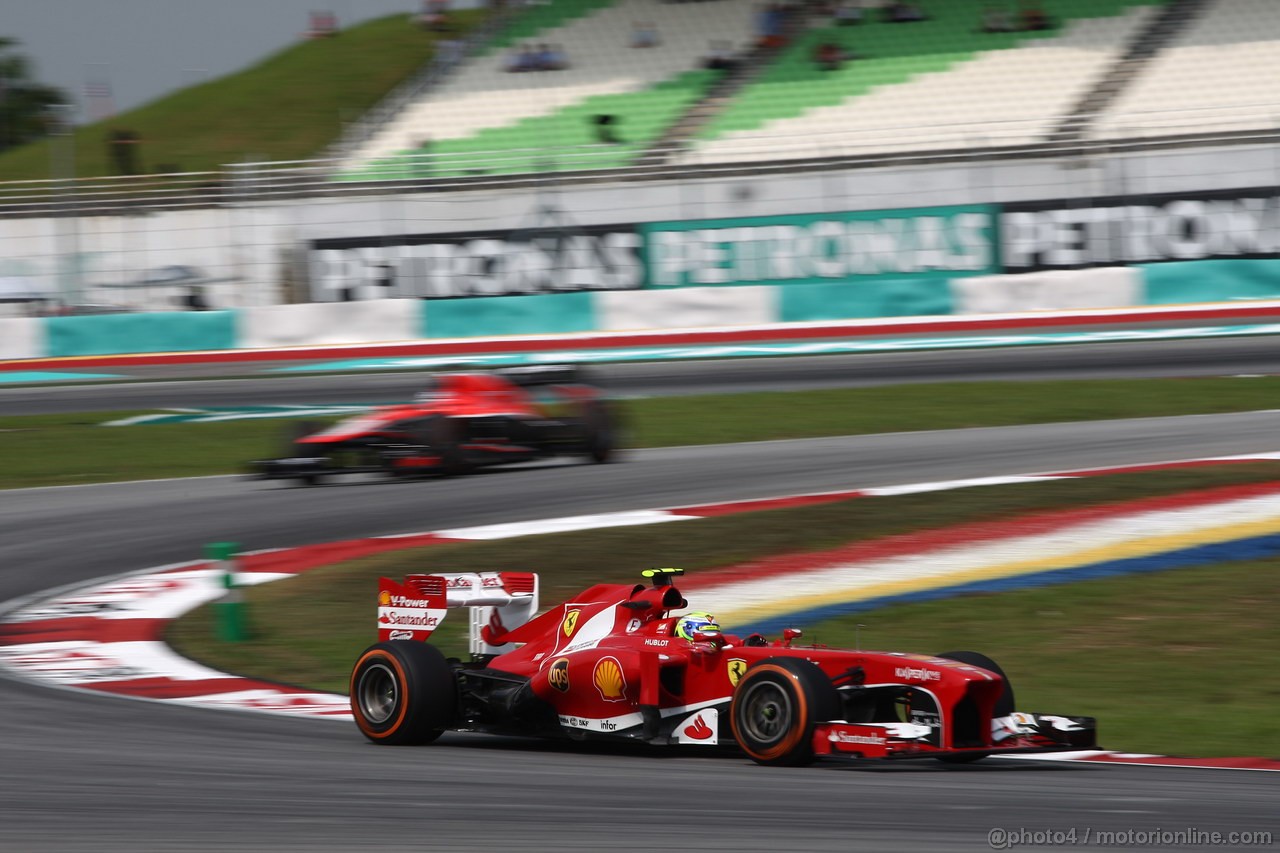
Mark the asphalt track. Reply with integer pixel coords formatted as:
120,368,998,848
4,411,1280,851
6,335,1280,415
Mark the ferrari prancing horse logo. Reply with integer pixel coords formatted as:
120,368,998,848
561,609,580,638
727,658,747,687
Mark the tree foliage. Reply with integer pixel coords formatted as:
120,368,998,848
0,37,68,153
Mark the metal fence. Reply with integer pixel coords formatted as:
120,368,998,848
1,103,1276,218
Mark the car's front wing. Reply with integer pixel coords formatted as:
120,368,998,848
812,712,1098,761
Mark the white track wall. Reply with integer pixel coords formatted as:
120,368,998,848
0,317,43,360
950,267,1143,315
238,299,421,349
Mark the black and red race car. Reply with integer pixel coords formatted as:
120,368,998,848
350,568,1097,765
252,365,617,484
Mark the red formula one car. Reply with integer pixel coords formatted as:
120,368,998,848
252,365,616,484
349,569,1097,765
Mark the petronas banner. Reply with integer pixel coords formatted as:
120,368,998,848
638,205,999,289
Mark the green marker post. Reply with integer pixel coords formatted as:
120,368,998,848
207,541,247,642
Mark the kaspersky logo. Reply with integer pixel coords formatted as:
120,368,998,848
895,666,941,682
561,609,580,638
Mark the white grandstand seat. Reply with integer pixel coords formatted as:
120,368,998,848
345,0,756,168
680,6,1155,166
1094,0,1280,138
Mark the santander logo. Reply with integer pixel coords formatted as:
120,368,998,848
683,715,714,741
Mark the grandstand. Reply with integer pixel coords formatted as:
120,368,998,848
343,0,758,177
1,0,1275,193
1093,0,1280,137
336,0,1276,180
681,0,1159,164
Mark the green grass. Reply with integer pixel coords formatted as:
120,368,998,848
5,375,1280,489
0,411,315,488
165,462,1280,755
806,561,1280,757
0,12,487,180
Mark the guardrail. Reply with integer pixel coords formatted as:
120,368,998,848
0,103,1276,218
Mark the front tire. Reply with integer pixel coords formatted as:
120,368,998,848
350,641,457,745
730,657,841,766
283,419,326,486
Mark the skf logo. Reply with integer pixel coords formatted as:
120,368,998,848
727,658,747,687
378,590,391,606
548,658,570,693
593,656,627,702
561,609,580,638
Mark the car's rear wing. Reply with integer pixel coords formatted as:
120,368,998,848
376,571,539,655
493,364,589,387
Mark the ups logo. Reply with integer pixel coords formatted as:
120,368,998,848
548,658,570,693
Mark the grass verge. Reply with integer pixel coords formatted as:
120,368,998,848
166,463,1280,755
805,562,1280,757
4,376,1280,488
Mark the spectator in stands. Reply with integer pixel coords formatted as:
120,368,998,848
756,3,788,48
536,44,569,70
1017,0,1052,30
631,21,661,48
835,1,864,25
701,40,739,71
883,0,926,22
505,44,538,72
979,4,1015,32
592,114,621,144
813,41,847,71
415,0,452,32
304,10,339,38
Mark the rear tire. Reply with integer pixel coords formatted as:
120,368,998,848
581,399,617,464
418,415,470,477
350,641,457,745
934,650,1015,764
730,657,841,766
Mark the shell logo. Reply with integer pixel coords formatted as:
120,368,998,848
561,609,580,638
378,590,391,606
592,656,627,702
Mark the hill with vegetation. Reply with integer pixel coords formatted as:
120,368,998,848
0,11,487,181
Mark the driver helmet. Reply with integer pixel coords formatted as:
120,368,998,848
675,611,720,641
